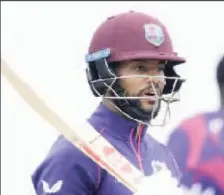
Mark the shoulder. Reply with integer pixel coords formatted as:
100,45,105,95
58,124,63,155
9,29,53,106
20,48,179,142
45,135,97,167
168,110,223,153
172,110,223,134
144,133,174,157
32,136,104,193
167,112,209,152
176,112,206,133
144,134,181,180
144,133,170,157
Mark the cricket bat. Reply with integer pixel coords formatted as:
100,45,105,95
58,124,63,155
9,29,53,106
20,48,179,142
1,59,145,193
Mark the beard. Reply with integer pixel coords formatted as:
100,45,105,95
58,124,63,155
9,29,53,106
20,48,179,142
108,81,163,122
135,96,162,119
124,86,162,120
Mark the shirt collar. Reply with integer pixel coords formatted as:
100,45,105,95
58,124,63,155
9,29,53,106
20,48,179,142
88,102,148,141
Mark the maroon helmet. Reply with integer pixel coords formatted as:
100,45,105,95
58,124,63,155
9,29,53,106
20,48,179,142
85,11,186,125
88,11,185,65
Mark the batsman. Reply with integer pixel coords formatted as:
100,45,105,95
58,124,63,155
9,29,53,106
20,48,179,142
32,11,186,195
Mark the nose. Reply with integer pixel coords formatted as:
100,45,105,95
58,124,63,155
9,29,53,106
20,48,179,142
147,70,166,85
146,71,166,92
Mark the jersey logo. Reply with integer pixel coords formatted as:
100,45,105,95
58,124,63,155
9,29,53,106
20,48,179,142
42,180,63,194
144,24,164,47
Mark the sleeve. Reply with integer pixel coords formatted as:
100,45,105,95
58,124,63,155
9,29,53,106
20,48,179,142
167,128,189,173
31,145,102,195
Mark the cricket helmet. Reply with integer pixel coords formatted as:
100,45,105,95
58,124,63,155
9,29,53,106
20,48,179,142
85,11,186,125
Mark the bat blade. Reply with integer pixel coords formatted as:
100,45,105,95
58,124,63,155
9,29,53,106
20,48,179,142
1,59,145,193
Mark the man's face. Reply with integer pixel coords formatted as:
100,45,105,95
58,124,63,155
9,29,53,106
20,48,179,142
115,59,166,116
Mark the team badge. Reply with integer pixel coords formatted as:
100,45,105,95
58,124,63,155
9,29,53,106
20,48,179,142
144,24,164,47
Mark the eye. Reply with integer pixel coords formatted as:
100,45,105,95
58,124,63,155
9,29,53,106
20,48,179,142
136,64,146,72
158,67,165,71
158,64,165,72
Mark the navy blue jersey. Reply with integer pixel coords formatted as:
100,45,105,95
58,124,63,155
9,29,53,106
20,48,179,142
168,109,224,194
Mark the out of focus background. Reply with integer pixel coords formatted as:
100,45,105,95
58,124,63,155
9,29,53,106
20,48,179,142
1,2,224,195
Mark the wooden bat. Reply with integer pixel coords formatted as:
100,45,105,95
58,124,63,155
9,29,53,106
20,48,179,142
1,59,145,193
